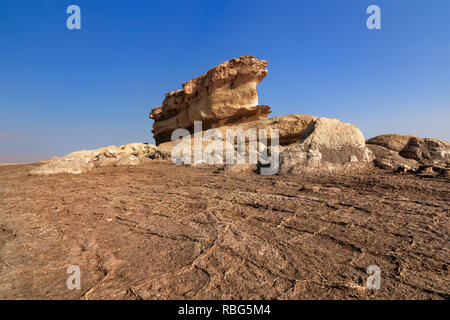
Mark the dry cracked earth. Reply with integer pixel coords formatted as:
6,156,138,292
0,161,449,299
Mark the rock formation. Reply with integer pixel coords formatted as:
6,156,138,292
154,114,318,169
367,134,450,177
31,55,449,178
29,143,159,175
203,114,318,146
279,117,373,173
149,55,374,172
399,137,450,164
149,55,271,144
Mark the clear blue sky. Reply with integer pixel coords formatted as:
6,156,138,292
0,0,449,162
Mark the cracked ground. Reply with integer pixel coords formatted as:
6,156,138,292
0,161,449,299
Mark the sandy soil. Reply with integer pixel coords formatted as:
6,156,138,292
0,161,448,299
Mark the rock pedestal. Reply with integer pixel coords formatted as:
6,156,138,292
149,55,271,145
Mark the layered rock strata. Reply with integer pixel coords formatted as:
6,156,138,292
366,134,450,177
149,55,271,144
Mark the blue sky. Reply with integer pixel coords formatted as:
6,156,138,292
0,0,449,162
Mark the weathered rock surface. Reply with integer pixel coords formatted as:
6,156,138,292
157,113,316,148
367,144,419,172
32,55,449,178
399,137,450,165
150,55,271,144
366,134,414,152
29,152,96,175
3,162,450,299
279,117,373,174
367,134,450,177
209,114,318,146
30,143,157,175
155,114,318,167
154,114,374,174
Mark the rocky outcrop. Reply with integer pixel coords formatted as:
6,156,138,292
279,117,373,174
366,134,414,152
367,144,419,172
149,55,271,144
32,56,449,177
154,114,317,166
399,137,450,165
148,56,375,174
157,114,315,145
209,114,317,146
367,134,450,177
30,143,159,175
153,115,374,174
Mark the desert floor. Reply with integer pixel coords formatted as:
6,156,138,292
0,161,448,299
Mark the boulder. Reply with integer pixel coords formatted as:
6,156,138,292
279,117,373,174
156,115,375,174
149,55,271,144
367,134,450,174
29,155,95,175
211,114,317,146
366,134,414,152
367,144,419,172
399,137,450,165
30,143,157,175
